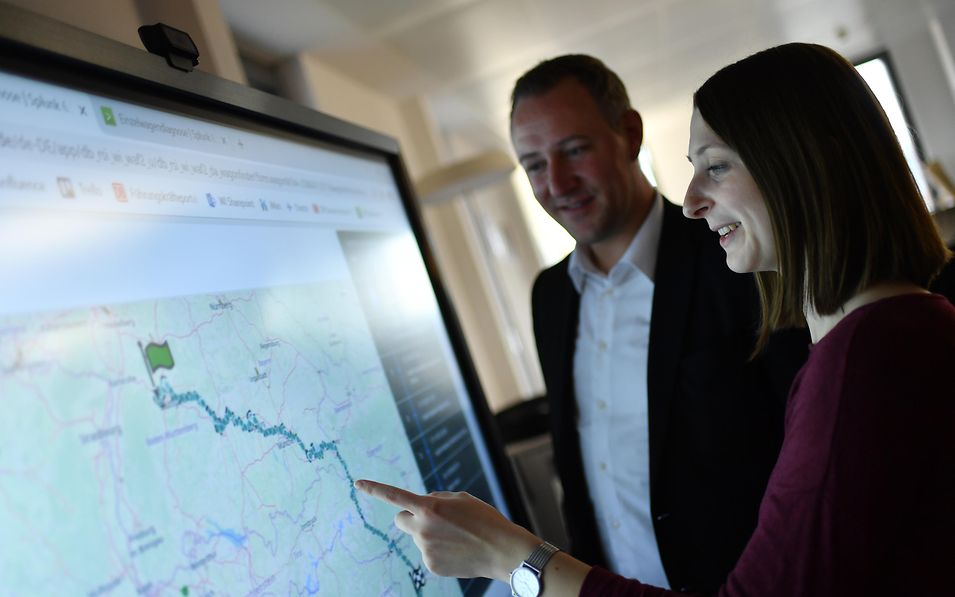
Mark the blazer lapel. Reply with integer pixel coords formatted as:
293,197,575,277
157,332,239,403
554,272,581,447
647,201,698,492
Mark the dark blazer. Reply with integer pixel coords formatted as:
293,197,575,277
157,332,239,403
532,199,809,593
930,248,955,303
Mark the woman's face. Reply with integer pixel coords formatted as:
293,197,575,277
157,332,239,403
683,109,778,273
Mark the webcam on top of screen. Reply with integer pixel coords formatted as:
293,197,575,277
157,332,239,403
138,23,200,73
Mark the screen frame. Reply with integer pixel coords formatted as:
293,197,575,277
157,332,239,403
0,1,530,533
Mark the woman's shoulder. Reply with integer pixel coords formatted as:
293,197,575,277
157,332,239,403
811,293,955,396
794,294,953,394
854,292,951,339
819,293,954,352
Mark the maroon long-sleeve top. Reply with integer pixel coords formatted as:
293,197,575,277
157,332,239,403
581,293,955,597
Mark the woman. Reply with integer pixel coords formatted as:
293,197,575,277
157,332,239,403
356,43,955,596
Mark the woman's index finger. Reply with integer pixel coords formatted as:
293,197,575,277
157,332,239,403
355,479,424,513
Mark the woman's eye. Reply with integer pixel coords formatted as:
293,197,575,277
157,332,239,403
707,163,729,176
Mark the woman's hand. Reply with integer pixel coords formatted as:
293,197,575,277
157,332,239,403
354,479,540,582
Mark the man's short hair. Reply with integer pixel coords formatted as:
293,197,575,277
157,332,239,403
510,54,632,126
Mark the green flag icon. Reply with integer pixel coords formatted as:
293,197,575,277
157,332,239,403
144,341,175,373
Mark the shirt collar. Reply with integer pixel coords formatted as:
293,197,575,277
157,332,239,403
568,191,664,291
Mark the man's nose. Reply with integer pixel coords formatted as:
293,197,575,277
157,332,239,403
547,160,577,197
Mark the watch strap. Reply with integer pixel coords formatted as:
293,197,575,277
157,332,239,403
523,541,560,573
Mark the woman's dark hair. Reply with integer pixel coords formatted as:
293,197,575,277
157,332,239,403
694,43,950,351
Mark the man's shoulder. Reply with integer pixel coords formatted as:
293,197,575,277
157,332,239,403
533,254,573,293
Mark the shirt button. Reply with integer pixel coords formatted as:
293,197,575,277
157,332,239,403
599,462,607,471
597,399,607,410
611,520,621,530
603,288,614,298
597,340,608,352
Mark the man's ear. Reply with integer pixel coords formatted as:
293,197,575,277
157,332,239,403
621,109,643,160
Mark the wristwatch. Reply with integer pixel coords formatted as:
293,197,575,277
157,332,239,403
509,541,560,597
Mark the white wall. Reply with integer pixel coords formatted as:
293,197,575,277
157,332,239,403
6,0,245,83
870,0,955,194
643,0,955,207
4,0,143,47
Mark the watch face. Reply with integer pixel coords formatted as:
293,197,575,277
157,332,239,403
510,566,541,597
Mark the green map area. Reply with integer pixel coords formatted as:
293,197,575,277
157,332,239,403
0,281,461,596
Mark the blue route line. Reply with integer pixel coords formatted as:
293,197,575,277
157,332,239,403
152,378,426,595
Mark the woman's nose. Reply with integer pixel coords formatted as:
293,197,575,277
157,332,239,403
682,182,712,219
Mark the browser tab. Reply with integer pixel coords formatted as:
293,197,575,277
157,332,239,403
0,69,404,228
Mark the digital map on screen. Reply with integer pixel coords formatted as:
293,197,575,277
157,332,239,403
0,281,459,596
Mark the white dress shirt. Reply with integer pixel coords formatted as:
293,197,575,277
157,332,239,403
567,192,669,587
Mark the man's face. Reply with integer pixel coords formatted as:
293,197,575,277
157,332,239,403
510,78,644,250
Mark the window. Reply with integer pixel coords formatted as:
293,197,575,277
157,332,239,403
855,53,936,212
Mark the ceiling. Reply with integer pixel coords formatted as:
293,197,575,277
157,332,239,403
220,0,940,174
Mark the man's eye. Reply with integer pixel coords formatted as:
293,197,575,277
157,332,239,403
524,161,545,174
566,145,588,157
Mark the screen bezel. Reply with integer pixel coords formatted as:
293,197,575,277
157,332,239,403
0,1,529,533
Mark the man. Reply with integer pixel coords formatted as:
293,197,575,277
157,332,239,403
510,55,808,593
